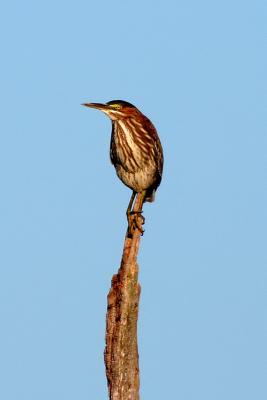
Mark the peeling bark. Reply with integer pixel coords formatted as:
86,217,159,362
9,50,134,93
104,194,144,400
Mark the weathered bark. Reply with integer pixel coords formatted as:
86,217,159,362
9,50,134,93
104,193,144,400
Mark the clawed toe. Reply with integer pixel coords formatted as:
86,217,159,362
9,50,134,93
127,211,145,237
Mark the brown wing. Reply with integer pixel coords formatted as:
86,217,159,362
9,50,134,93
142,116,164,187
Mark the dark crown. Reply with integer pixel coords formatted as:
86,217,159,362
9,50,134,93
106,100,136,108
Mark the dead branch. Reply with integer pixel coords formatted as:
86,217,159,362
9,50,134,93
104,193,145,400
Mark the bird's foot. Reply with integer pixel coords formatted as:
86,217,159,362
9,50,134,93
127,211,145,237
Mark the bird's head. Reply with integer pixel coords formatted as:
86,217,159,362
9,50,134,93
82,100,138,120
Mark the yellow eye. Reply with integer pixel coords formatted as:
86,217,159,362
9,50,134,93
109,104,122,110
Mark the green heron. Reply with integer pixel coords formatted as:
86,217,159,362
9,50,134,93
83,100,163,233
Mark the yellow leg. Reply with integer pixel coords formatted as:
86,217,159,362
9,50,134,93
126,191,136,216
126,191,136,236
134,190,146,233
138,190,146,212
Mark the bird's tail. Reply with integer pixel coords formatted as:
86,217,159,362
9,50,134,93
144,188,156,203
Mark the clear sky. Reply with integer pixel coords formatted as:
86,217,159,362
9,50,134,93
0,1,266,399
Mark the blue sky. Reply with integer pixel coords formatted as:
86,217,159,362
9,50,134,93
0,1,266,399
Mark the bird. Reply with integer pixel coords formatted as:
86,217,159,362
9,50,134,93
83,100,163,233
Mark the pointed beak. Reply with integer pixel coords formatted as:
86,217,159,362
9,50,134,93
82,102,109,111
